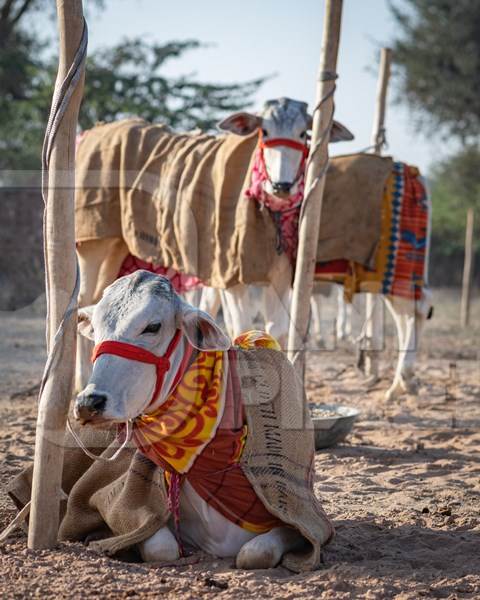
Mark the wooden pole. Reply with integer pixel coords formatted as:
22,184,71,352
364,47,392,380
460,208,475,328
28,0,85,549
287,0,343,373
370,48,392,154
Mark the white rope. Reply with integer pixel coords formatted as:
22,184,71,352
66,418,133,463
0,503,31,544
41,20,88,351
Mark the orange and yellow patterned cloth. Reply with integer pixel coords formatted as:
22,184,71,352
315,162,429,301
132,330,283,533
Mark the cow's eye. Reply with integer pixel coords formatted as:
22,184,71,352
300,131,307,139
142,322,162,334
262,128,269,137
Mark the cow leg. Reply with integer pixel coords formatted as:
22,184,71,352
236,526,305,570
260,284,291,349
336,286,352,341
261,253,292,349
310,294,323,347
75,238,129,392
385,295,419,400
183,288,202,308
220,284,254,339
361,293,383,385
138,526,180,562
198,287,222,319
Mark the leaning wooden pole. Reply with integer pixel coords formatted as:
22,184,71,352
460,208,475,328
287,0,343,374
364,47,392,380
28,0,86,549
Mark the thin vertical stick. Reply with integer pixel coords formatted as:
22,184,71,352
370,48,392,154
460,208,475,328
28,0,86,549
364,48,392,379
287,0,343,375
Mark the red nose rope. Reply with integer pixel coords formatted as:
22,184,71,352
91,329,190,555
246,130,308,263
91,329,185,409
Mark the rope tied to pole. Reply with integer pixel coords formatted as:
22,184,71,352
290,70,339,362
41,19,88,353
298,80,337,232
1,18,89,547
35,18,88,412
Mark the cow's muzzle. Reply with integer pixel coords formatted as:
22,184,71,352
271,181,293,195
75,392,108,423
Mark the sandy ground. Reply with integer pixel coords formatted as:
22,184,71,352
0,289,479,599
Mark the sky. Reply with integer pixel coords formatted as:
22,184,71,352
76,0,455,174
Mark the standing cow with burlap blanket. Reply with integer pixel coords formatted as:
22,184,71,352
74,97,353,391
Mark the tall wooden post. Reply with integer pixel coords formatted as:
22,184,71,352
28,0,86,549
364,47,392,380
371,48,392,154
460,208,475,328
287,0,343,374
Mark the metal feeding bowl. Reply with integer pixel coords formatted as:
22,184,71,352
309,403,360,450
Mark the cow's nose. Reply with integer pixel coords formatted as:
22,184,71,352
75,392,107,421
272,181,292,194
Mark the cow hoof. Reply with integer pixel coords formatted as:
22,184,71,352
400,371,418,395
385,382,403,401
138,526,180,563
364,374,379,388
236,536,282,570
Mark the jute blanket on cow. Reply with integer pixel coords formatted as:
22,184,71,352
8,347,332,572
75,119,392,286
315,162,429,300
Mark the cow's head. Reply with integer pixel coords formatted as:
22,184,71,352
218,97,353,197
74,271,230,425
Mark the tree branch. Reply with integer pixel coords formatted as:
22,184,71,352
10,0,35,26
0,0,17,22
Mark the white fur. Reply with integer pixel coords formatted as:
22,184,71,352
138,481,303,567
76,272,304,569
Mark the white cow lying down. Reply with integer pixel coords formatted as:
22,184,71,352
74,270,333,570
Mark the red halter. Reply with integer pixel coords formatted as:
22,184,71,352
258,130,309,157
91,329,186,409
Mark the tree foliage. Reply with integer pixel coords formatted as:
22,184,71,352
430,147,480,254
390,0,480,141
390,1,480,284
81,38,265,132
0,0,265,171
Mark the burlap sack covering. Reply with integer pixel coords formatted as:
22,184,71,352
75,119,277,288
75,119,392,284
318,153,393,268
8,349,332,572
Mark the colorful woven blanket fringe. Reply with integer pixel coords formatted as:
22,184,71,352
315,162,428,301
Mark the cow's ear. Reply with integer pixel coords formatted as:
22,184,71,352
78,306,95,340
306,115,354,143
330,120,354,143
177,301,231,351
218,112,261,136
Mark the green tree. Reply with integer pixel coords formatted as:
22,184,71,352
81,38,264,132
390,0,480,141
390,1,480,284
428,147,480,284
0,0,265,171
